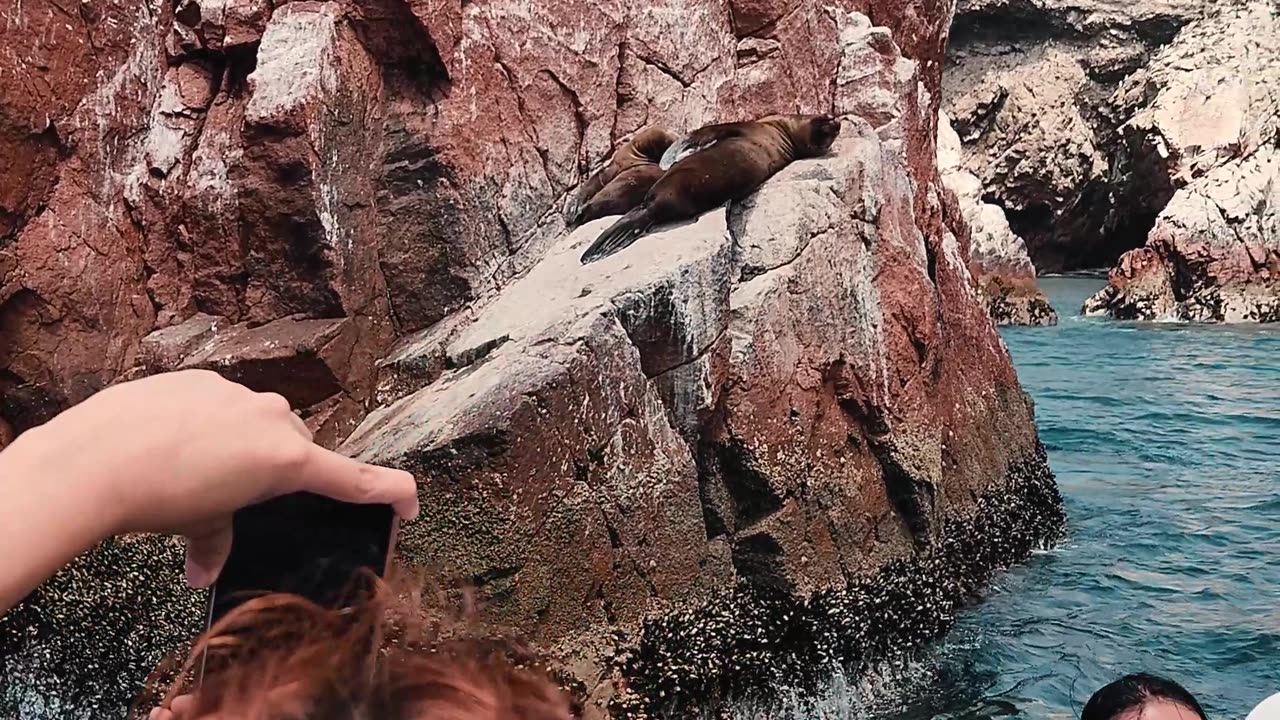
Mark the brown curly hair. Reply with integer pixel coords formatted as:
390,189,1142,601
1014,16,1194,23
135,570,573,720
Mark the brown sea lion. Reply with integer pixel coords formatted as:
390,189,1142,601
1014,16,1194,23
567,126,678,226
580,113,842,264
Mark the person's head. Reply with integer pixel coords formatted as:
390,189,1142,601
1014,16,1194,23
137,573,573,720
1082,673,1207,720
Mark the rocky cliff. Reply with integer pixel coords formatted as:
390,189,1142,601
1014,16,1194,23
945,0,1279,323
0,0,1064,718
1083,1,1280,322
943,0,1205,272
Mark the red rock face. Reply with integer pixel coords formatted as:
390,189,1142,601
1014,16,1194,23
1,1,397,439
0,2,142,238
0,0,960,435
0,0,1062,717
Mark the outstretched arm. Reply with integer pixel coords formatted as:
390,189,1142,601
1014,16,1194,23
0,431,116,615
0,369,419,616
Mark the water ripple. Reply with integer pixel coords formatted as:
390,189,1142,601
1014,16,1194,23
857,277,1280,720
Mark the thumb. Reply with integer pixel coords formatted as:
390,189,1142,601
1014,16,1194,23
185,519,233,588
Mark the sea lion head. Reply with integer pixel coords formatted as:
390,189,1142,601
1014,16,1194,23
629,126,680,164
792,113,841,158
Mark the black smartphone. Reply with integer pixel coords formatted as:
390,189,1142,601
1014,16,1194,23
202,491,399,650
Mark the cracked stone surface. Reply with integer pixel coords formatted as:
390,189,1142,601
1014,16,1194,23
1,0,1059,717
1084,145,1280,322
1084,1,1280,322
943,0,1208,272
947,0,1278,321
0,0,960,433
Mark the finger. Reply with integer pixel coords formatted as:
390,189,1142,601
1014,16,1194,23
259,391,293,413
295,446,420,520
286,410,313,441
169,695,195,719
174,368,226,385
256,390,311,440
185,520,233,588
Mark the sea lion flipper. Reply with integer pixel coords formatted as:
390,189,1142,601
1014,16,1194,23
659,139,702,170
580,209,652,264
568,194,599,226
569,165,614,225
659,122,756,170
572,198,607,227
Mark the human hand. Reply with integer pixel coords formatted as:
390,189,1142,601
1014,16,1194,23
8,369,418,588
148,695,194,720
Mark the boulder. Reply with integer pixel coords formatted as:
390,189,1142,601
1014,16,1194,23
345,211,736,665
1086,1,1280,322
1085,147,1280,322
0,0,1064,718
346,117,1064,715
938,111,1057,326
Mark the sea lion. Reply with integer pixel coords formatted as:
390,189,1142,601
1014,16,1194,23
567,126,678,226
580,113,842,264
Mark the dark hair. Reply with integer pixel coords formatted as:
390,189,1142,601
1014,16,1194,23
1082,673,1207,720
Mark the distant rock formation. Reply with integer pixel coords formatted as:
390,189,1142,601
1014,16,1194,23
0,0,1064,718
945,0,1278,323
938,111,1058,326
944,0,1205,272
1084,1,1280,322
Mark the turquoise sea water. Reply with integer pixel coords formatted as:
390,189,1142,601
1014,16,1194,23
855,276,1280,719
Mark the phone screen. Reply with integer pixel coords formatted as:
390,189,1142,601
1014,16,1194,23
206,492,397,628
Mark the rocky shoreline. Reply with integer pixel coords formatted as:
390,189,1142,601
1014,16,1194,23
612,445,1064,717
1082,1,1280,323
0,444,1064,719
